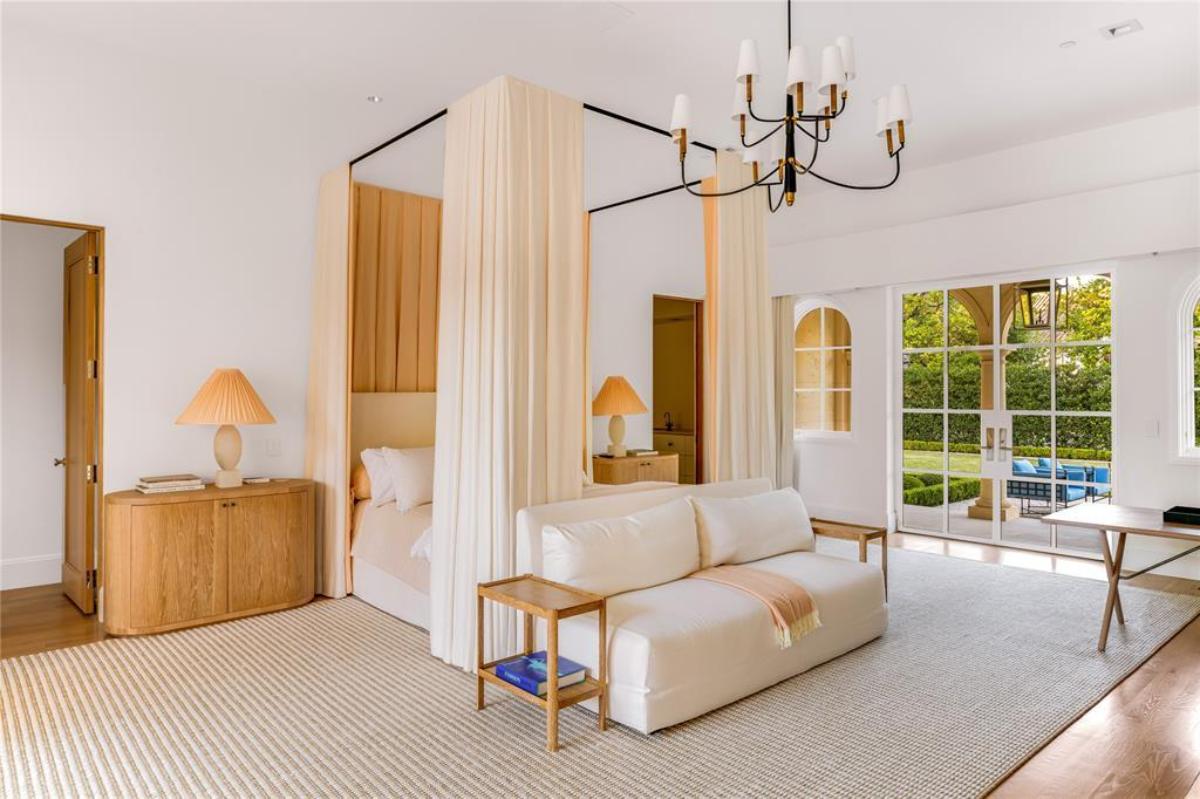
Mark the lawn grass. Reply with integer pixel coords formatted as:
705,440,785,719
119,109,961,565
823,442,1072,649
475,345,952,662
902,450,981,473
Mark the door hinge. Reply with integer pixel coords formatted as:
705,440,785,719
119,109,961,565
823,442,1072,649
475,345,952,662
87,359,98,379
85,569,97,588
87,255,99,275
86,463,97,483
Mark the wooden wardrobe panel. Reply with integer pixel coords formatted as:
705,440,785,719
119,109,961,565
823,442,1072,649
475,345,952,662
352,184,381,392
375,191,405,391
417,197,440,391
397,194,422,391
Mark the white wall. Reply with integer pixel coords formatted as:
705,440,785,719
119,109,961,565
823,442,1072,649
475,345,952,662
1,222,82,588
589,192,705,450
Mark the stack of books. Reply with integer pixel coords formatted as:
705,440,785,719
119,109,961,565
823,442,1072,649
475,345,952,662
136,474,205,494
495,651,586,696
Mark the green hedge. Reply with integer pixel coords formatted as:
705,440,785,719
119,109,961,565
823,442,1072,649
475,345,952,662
903,477,981,507
904,440,1111,461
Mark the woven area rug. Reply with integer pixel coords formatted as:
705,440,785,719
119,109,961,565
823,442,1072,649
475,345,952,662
4,541,1198,799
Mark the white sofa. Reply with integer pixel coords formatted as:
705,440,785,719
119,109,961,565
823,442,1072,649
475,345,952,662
515,478,887,733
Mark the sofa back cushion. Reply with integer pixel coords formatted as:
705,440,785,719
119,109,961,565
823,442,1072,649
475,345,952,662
542,498,699,596
690,488,815,567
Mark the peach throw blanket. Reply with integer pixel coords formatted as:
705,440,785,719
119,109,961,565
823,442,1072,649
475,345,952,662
690,564,821,649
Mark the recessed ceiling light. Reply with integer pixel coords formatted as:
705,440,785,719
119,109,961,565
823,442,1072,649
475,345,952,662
1100,19,1142,39
1059,40,1077,49
366,95,383,103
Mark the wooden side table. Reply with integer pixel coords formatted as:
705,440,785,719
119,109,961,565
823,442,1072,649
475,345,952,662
592,453,678,484
812,518,888,599
476,574,608,752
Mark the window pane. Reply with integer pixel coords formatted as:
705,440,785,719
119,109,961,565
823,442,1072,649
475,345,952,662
826,391,851,432
1194,390,1199,447
1194,330,1199,387
948,413,981,473
1004,347,1050,411
824,308,851,347
1057,274,1111,343
949,351,990,410
1002,479,1053,547
1012,415,1051,467
948,477,988,540
825,349,851,389
903,291,943,349
795,351,821,389
902,472,945,534
903,413,944,470
795,309,821,348
1055,345,1111,412
948,286,993,347
1002,281,1052,345
795,391,820,430
903,352,943,409
1055,416,1112,480
1194,299,1200,328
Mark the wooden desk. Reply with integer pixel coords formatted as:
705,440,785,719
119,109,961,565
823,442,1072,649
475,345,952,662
476,575,607,752
812,519,888,599
1043,504,1200,652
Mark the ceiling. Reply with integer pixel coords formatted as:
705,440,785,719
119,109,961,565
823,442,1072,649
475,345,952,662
5,1,1198,236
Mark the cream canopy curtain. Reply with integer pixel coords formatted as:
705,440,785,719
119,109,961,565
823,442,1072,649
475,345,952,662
702,150,776,483
304,165,352,598
431,76,586,670
772,295,797,489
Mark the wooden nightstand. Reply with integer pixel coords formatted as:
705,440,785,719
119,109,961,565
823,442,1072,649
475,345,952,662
103,479,315,635
812,518,888,599
592,453,679,484
476,574,607,752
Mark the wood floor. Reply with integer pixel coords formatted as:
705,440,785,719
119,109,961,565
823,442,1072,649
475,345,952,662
2,535,1198,797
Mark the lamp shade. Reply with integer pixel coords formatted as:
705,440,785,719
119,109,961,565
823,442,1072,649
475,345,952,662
887,84,912,125
785,45,811,92
874,96,891,137
736,38,760,83
592,376,648,416
818,45,846,92
836,35,856,81
767,132,785,164
730,85,749,120
176,368,276,425
669,94,691,134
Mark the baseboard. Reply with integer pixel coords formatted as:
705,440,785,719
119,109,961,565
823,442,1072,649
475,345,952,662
1,554,62,590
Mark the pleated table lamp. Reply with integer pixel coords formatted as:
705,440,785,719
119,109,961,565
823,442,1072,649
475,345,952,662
176,368,276,488
592,376,648,458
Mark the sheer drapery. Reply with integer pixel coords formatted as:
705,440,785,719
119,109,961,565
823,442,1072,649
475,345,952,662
702,151,776,483
430,76,586,670
772,295,797,489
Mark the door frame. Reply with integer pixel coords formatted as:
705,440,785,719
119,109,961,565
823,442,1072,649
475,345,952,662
889,261,1118,559
652,294,704,483
2,214,106,609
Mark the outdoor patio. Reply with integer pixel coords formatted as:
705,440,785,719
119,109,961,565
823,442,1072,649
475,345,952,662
903,499,1104,554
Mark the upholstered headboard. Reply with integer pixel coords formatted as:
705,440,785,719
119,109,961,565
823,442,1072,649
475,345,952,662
515,478,772,576
350,392,436,467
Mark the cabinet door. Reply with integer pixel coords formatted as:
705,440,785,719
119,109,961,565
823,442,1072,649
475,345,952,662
227,491,312,612
639,457,678,483
129,500,225,628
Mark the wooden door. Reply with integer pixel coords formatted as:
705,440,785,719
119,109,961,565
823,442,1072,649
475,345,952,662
227,492,312,612
62,232,99,613
129,500,226,628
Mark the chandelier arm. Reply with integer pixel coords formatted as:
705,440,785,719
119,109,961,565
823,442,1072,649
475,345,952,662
803,151,902,191
680,161,782,198
795,94,851,123
740,123,786,149
745,95,787,124
768,182,787,213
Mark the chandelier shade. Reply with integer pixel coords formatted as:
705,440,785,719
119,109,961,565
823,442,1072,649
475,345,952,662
671,0,909,211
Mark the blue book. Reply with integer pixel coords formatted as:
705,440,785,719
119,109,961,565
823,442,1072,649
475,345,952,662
495,651,587,696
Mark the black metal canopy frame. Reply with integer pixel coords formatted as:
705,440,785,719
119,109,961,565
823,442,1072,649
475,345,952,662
349,102,719,215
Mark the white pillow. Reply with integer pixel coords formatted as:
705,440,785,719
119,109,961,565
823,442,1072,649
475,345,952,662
382,446,435,513
542,498,699,597
360,448,395,508
410,526,433,561
690,488,814,567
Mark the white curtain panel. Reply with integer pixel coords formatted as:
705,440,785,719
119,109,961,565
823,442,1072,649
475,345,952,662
772,295,797,489
703,150,777,483
431,76,586,670
304,165,352,598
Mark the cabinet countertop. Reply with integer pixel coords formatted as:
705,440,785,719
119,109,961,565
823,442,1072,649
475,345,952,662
106,478,313,505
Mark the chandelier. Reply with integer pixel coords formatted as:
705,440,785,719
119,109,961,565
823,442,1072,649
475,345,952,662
668,0,911,212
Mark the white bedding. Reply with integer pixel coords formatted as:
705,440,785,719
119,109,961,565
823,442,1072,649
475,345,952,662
351,501,431,595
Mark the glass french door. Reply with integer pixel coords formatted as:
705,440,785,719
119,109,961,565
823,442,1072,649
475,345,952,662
895,272,1113,557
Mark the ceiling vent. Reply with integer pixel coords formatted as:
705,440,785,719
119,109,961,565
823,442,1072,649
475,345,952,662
1100,19,1143,39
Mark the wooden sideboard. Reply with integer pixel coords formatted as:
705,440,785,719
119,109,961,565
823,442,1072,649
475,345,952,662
102,478,315,635
592,453,679,485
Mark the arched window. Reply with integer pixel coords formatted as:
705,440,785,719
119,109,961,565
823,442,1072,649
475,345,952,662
795,306,851,433
1181,278,1200,459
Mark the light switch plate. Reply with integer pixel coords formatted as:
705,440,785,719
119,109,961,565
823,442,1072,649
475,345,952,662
265,438,282,457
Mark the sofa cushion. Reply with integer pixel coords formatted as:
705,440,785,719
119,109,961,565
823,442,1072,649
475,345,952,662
690,488,815,567
556,550,887,733
542,498,699,597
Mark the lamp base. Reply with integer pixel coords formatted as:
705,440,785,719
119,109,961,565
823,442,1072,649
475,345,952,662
215,469,243,489
606,414,627,458
213,424,243,488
